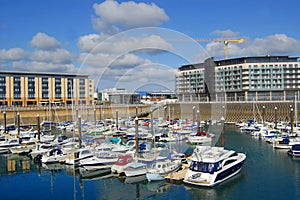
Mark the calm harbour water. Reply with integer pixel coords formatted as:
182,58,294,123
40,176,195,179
0,124,300,200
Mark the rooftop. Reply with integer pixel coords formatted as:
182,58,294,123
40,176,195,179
0,70,90,78
179,56,299,71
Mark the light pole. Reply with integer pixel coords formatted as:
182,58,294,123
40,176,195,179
116,109,119,131
290,108,294,134
3,111,6,134
192,106,196,125
135,116,139,156
37,114,40,143
94,108,96,126
197,110,200,133
274,106,277,129
262,105,265,125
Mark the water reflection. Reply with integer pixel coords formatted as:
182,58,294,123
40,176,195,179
1,125,300,200
0,154,34,175
118,174,146,184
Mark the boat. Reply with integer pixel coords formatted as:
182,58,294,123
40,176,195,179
111,154,135,175
30,143,58,161
187,132,214,145
287,143,300,157
273,136,291,149
41,148,66,164
146,159,182,182
183,145,246,187
165,163,189,183
9,143,35,155
273,136,300,149
79,151,121,170
158,131,186,142
0,138,20,149
123,162,149,177
64,148,94,165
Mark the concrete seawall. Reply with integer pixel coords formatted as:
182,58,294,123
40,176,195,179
0,101,298,125
166,101,298,123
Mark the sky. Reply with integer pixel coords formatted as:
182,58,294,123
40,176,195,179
1,0,300,92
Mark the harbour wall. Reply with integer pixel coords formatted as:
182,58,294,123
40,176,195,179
0,101,298,125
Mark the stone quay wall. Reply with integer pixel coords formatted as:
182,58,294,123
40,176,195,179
0,101,298,125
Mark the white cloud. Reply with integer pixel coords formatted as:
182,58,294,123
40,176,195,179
11,61,77,73
77,33,109,52
204,33,300,59
29,32,61,50
78,33,173,55
113,64,177,91
92,0,169,34
30,49,73,64
0,48,28,61
78,52,151,70
211,29,240,38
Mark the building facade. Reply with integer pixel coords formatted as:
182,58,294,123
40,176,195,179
100,88,140,104
0,71,95,106
176,56,300,102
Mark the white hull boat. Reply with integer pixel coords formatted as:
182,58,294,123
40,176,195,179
146,159,182,182
183,146,246,187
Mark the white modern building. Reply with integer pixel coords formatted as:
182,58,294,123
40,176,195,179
176,56,300,102
100,88,140,104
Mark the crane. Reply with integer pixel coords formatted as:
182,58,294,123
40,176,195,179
171,37,245,59
209,38,245,59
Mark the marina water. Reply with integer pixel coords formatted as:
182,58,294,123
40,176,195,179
0,124,300,200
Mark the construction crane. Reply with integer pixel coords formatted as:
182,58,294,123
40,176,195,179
210,38,245,59
171,38,245,59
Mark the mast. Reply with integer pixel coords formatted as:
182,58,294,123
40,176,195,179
295,93,298,126
221,106,225,147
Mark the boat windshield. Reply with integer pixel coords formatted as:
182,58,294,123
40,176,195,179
189,161,221,174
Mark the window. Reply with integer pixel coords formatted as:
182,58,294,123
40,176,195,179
55,78,61,99
13,76,21,99
28,77,35,99
42,77,48,99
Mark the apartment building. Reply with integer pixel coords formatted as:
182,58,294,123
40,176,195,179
0,71,95,106
176,56,300,102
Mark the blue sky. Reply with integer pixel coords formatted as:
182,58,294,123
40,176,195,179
1,0,300,91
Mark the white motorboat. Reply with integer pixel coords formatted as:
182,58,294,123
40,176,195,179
273,136,300,149
111,140,136,153
9,143,35,154
146,159,182,182
41,148,66,164
187,132,214,145
111,154,135,175
183,145,246,187
158,132,186,142
0,138,20,149
123,162,149,177
30,143,58,161
64,148,94,165
287,144,300,157
79,151,121,170
260,129,280,141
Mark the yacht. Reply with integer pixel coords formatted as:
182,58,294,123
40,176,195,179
287,144,300,157
183,146,246,187
187,132,214,145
